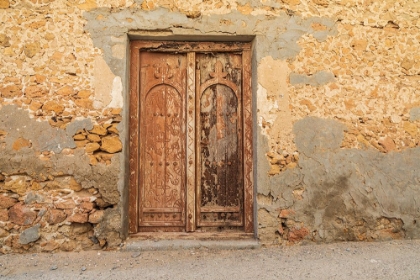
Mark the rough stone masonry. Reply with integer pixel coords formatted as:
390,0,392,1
0,0,419,252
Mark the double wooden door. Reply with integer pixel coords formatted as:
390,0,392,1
129,41,253,234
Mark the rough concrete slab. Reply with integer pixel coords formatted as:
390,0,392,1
124,239,260,251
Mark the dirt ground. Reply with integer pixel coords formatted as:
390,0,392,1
1,239,420,280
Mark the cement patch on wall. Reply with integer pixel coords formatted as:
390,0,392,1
0,105,123,252
258,117,420,244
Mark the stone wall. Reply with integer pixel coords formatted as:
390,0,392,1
0,0,419,252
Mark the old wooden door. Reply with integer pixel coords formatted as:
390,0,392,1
129,42,253,235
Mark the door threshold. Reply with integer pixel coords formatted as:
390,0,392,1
129,231,255,240
124,233,259,251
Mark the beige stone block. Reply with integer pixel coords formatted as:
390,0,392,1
24,86,46,98
281,0,300,5
111,108,122,115
87,134,101,142
0,85,21,98
89,125,107,136
73,134,86,140
314,0,332,5
24,42,40,58
0,34,10,47
85,142,100,153
75,98,93,109
35,74,46,84
107,124,119,134
95,152,113,162
237,3,253,14
77,0,97,11
56,85,74,96
100,136,122,153
268,164,281,175
29,20,47,29
30,181,42,191
103,123,112,129
351,39,368,51
357,134,370,147
0,0,9,9
88,155,98,165
3,46,12,55
401,57,415,70
404,122,418,137
77,90,92,98
44,33,55,41
75,140,89,148
4,177,28,195
43,101,64,114
299,99,316,112
68,177,82,192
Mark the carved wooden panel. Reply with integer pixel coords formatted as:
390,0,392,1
138,52,187,231
129,41,253,234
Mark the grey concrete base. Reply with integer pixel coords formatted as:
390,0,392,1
124,239,260,251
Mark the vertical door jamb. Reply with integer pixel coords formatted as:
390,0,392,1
128,44,140,233
242,48,254,233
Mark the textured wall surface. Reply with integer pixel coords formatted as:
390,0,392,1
0,0,419,252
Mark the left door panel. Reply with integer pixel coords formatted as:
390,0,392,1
138,52,187,232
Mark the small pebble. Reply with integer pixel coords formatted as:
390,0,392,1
50,265,58,270
131,252,141,258
81,266,87,271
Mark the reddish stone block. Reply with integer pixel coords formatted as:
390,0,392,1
0,209,8,221
80,202,94,212
288,226,309,243
47,209,67,225
54,200,76,209
88,210,104,224
0,195,17,209
67,212,88,223
8,203,36,226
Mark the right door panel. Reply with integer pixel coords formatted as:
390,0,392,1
196,53,244,228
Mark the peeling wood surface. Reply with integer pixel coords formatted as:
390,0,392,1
129,41,253,234
196,53,243,228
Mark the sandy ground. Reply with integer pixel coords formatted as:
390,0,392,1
1,239,420,280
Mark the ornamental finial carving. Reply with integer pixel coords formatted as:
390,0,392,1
154,63,173,80
209,61,227,79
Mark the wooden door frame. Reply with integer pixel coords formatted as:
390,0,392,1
128,41,254,235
